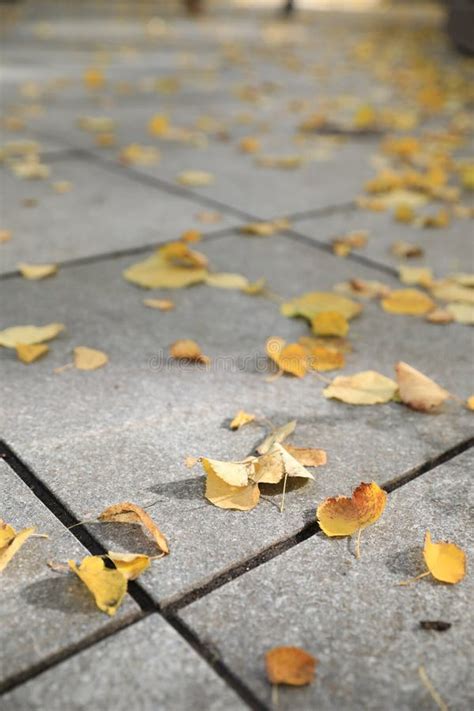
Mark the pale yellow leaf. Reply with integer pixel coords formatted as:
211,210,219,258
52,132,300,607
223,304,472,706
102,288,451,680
74,347,108,371
205,273,249,290
446,303,474,325
395,361,449,412
324,371,398,405
143,298,175,311
18,262,58,280
0,323,64,348
257,420,297,455
177,171,214,187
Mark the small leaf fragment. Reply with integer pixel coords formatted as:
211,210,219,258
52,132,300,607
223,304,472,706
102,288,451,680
16,343,49,364
177,170,214,187
17,262,58,280
99,502,169,554
423,531,466,584
107,552,151,580
170,339,210,364
73,347,108,371
143,298,175,311
395,361,449,412
265,646,317,686
68,556,126,615
266,337,308,378
311,311,349,337
324,371,398,405
230,410,256,430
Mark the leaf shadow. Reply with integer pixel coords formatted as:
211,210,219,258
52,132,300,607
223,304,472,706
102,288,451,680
386,546,425,577
22,575,97,615
146,475,205,502
86,522,159,557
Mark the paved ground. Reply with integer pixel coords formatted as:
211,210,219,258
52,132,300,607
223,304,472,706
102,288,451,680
1,1,473,709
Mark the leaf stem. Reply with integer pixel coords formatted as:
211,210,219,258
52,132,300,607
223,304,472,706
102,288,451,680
398,570,431,586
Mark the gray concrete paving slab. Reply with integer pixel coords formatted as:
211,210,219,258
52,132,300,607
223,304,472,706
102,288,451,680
1,614,245,711
0,459,139,691
1,232,472,606
181,449,474,710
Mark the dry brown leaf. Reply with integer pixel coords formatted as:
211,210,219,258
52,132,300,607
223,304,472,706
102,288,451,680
18,262,58,280
99,502,169,554
16,343,49,364
143,298,175,311
177,171,214,187
170,339,210,364
283,445,327,467
265,646,317,686
74,347,108,371
0,323,64,348
107,552,151,580
230,410,256,430
0,521,36,571
324,371,398,405
381,289,435,315
395,361,449,412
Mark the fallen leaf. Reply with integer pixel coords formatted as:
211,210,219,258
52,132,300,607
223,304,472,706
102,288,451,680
257,154,302,170
283,445,327,467
119,144,160,166
11,158,50,180
257,420,297,455
398,266,433,288
390,241,424,259
307,345,345,372
0,323,64,348
83,67,106,90
99,502,169,554
74,346,108,371
395,361,449,412
170,339,210,364
196,211,222,224
254,444,314,484
0,229,12,243
18,262,58,280
425,308,454,324
177,171,214,187
52,180,72,194
205,272,249,290
394,203,415,223
0,521,36,571
202,457,259,510
446,303,474,325
239,136,261,153
466,395,474,411
160,242,208,269
69,556,126,615
16,343,49,364
381,289,435,315
143,298,175,311
417,208,450,228
281,291,362,321
265,646,317,686
123,244,208,289
423,531,466,584
335,279,391,299
430,282,474,304
311,311,349,337
148,114,169,136
107,552,151,580
230,410,256,430
240,219,289,237
243,277,267,295
266,337,308,378
180,229,201,243
78,116,115,133
317,481,387,537
324,371,398,405
331,230,368,257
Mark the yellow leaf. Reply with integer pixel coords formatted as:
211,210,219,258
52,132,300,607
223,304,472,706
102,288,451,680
335,279,391,300
99,502,169,555
240,219,289,236
423,531,466,584
0,521,36,571
398,266,433,288
390,241,424,259
311,311,349,337
16,343,49,364
177,171,214,187
107,552,151,580
425,308,454,325
18,262,58,280
243,277,267,295
0,323,64,348
69,556,126,615
395,361,449,412
394,203,415,223
230,410,256,430
205,273,249,290
119,144,160,166
265,646,317,686
257,420,297,455
202,458,259,511
159,242,208,269
83,67,105,90
381,289,435,315
11,158,50,180
317,481,387,537
196,211,222,224
257,154,302,170
124,255,207,289
143,298,175,311
170,339,210,364
266,337,308,378
466,395,474,410
148,114,169,136
74,347,108,371
417,208,450,228
0,229,12,243
331,230,368,257
324,371,397,405
307,345,345,372
281,291,362,322
95,132,116,148
446,303,474,325
460,164,474,191
283,445,327,467
239,136,261,154
430,282,474,304
353,103,377,129
52,181,73,194
254,443,314,484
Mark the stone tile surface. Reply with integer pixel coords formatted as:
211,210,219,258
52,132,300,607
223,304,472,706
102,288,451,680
181,449,474,710
0,155,236,273
1,232,472,605
1,614,245,711
0,459,139,691
293,206,474,276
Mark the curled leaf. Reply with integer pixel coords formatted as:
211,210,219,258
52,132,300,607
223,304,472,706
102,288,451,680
0,521,36,571
107,552,151,580
265,646,317,686
99,502,169,555
69,556,126,615
317,481,387,537
254,444,314,485
423,531,466,584
230,410,256,430
202,457,259,511
395,361,449,412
